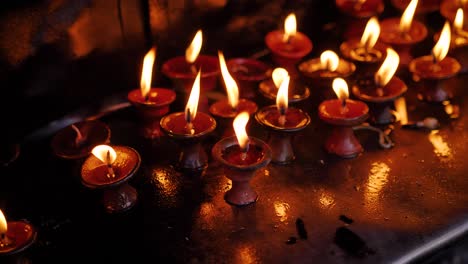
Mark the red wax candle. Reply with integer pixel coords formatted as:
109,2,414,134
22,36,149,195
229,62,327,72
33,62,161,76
335,0,384,18
226,58,270,99
160,112,216,136
255,105,310,130
258,78,310,103
222,144,265,166
209,99,257,119
0,218,36,256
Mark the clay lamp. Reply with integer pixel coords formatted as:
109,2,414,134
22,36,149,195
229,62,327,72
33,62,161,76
259,67,310,105
51,120,111,160
334,0,384,40
128,47,176,139
265,13,313,76
318,78,369,158
160,71,217,173
81,145,141,213
226,58,270,99
409,21,461,102
255,73,311,164
379,0,428,66
441,0,468,23
352,48,407,124
162,30,220,111
212,112,272,206
0,209,36,257
391,0,441,15
209,51,258,138
340,16,389,80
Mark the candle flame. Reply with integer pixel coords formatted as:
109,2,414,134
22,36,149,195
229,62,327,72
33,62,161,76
454,8,464,32
433,21,451,62
185,70,201,123
283,13,297,42
276,75,290,113
140,47,156,98
185,29,203,64
272,67,289,88
332,78,349,100
233,112,250,150
92,145,117,165
360,16,380,50
218,51,239,109
0,209,7,235
320,50,339,72
375,48,399,87
399,0,418,33
394,97,408,125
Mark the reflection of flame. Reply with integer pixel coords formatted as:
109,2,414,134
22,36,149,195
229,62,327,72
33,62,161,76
185,70,201,123
394,97,408,125
233,112,250,150
236,244,257,264
0,209,7,234
454,8,464,32
361,16,380,50
428,130,452,158
150,168,178,196
399,0,418,33
272,68,288,88
318,191,335,209
433,22,451,62
92,145,117,164
365,162,390,203
283,13,297,42
218,51,239,108
274,201,290,222
276,75,290,113
375,48,399,87
332,78,349,100
320,50,339,72
140,47,156,98
185,29,203,63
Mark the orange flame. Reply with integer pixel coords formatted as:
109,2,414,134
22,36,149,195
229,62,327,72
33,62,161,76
433,21,451,62
332,78,349,100
276,75,290,113
218,51,239,108
92,145,117,165
283,13,297,42
272,68,289,88
361,16,380,50
185,70,201,122
0,209,7,235
399,0,418,33
454,8,464,32
233,112,250,150
185,29,203,64
375,48,399,87
140,47,156,98
320,50,339,72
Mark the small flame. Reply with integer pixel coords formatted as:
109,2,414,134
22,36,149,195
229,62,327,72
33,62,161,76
320,50,340,72
185,70,201,123
399,0,418,33
92,145,117,165
332,78,349,100
283,13,297,42
140,47,156,98
276,75,290,113
218,51,239,109
375,48,400,87
360,17,380,50
433,21,451,62
0,209,7,235
233,112,250,150
272,68,289,88
454,8,464,32
185,29,203,64
394,97,408,125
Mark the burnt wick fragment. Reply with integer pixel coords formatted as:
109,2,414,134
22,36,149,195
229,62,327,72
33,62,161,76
295,218,308,240
285,236,297,245
334,227,375,257
339,215,354,224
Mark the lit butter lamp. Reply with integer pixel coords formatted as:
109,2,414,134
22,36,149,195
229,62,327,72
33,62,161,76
0,209,37,256
340,16,389,80
162,30,220,110
255,73,311,164
212,112,272,206
441,0,468,23
392,0,441,14
319,78,369,158
379,0,428,66
81,145,141,213
259,67,310,105
335,0,384,18
209,51,258,137
226,57,270,99
128,48,176,139
160,71,217,173
409,21,461,102
51,120,111,160
265,13,313,76
352,48,407,124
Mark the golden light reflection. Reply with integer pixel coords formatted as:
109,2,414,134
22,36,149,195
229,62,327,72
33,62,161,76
433,21,451,62
399,0,418,33
150,167,178,198
236,244,258,264
428,130,453,158
361,16,380,50
365,162,390,204
273,201,290,222
394,97,408,125
318,191,335,209
320,50,340,72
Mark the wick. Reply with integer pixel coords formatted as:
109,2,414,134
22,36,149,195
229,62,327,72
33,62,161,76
240,143,249,161
144,94,150,102
341,98,347,111
278,106,287,126
106,150,115,179
71,124,85,147
190,64,197,74
0,233,12,248
185,109,195,135
430,52,442,72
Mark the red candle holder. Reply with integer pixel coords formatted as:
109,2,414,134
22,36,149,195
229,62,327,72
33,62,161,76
409,56,461,102
340,39,389,80
335,0,384,40
441,0,468,24
352,77,407,124
434,31,468,73
209,99,258,138
51,120,111,160
128,88,176,139
0,220,36,256
318,99,369,158
259,77,310,104
379,18,428,66
81,146,141,213
255,106,310,164
212,136,271,206
392,0,442,15
226,58,270,99
160,112,217,173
